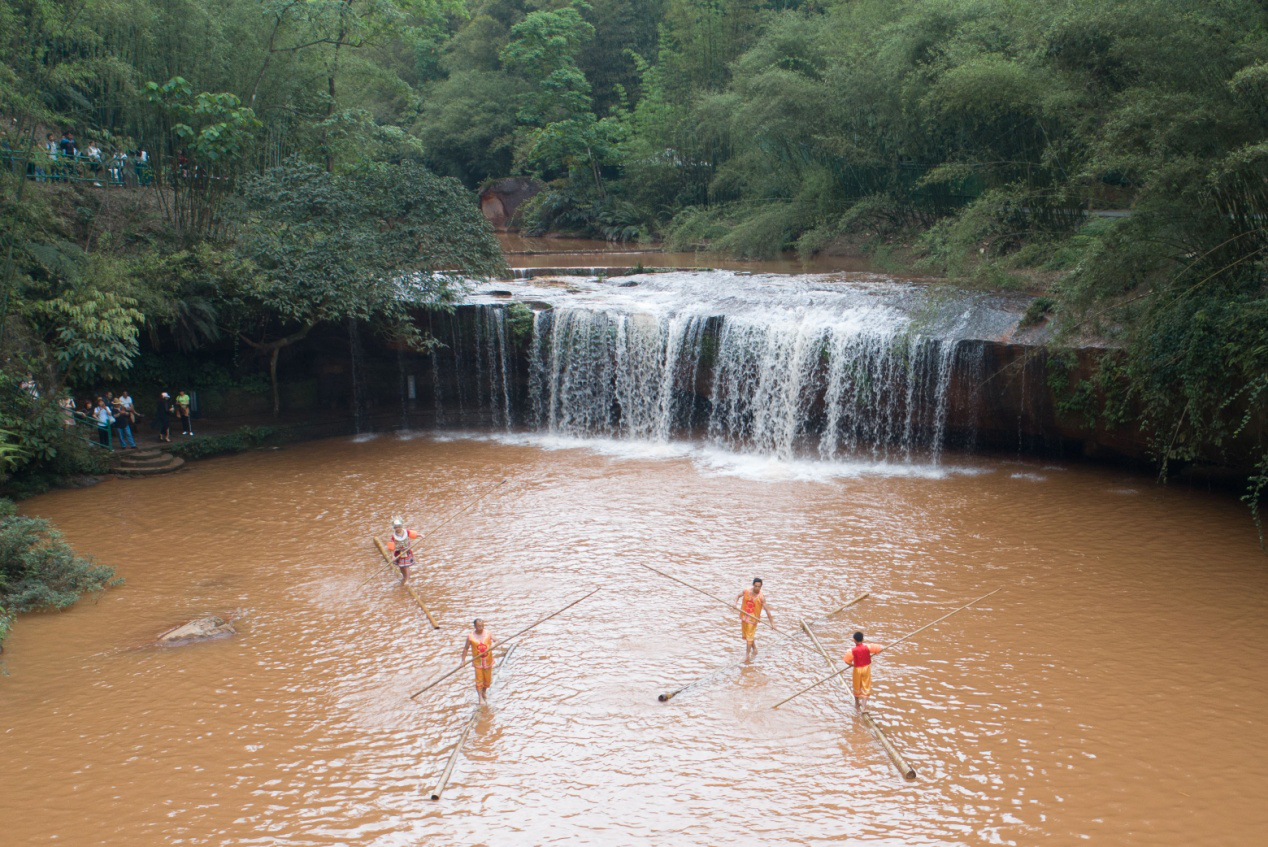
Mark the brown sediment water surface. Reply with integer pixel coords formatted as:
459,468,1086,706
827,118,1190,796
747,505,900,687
3,433,1267,845
497,235,878,274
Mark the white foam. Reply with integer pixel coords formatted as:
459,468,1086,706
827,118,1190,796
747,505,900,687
432,430,985,484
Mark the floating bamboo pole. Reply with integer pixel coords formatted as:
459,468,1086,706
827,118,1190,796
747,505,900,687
828,592,870,616
373,536,442,630
861,713,917,781
430,643,518,801
772,588,1002,709
409,587,599,700
800,618,916,780
358,479,509,588
657,592,869,702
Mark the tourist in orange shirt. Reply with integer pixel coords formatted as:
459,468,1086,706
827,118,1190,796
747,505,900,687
843,631,884,713
734,577,775,663
460,619,496,703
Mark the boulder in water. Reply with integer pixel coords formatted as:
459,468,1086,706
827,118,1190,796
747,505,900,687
157,615,236,645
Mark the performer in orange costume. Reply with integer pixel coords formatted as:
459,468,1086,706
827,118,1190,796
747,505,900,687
461,618,496,703
734,577,775,663
843,630,884,713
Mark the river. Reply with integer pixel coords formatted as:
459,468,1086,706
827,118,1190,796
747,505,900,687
497,235,878,274
3,433,1266,845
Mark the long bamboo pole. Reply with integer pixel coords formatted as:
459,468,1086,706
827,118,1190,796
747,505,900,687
772,588,1002,710
658,593,869,702
430,643,518,801
633,561,784,633
373,537,441,630
358,479,510,588
800,618,917,780
409,587,599,700
827,594,871,617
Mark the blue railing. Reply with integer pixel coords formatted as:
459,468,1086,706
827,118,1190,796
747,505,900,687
1,146,153,187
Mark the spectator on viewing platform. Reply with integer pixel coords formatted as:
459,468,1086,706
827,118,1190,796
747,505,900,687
107,149,123,185
153,392,172,443
44,134,57,181
58,130,76,159
176,389,193,436
136,148,150,185
58,396,76,428
92,397,113,448
113,392,138,449
86,141,102,184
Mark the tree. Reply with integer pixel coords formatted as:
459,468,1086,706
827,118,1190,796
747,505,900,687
230,156,505,413
500,1,620,193
144,77,263,241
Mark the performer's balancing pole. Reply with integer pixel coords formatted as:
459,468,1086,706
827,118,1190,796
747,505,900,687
772,588,1002,710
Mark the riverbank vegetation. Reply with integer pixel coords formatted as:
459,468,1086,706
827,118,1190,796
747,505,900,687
0,497,121,646
1,0,1266,509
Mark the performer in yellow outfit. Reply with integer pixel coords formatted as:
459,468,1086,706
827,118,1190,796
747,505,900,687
461,619,496,703
843,630,884,713
734,578,775,663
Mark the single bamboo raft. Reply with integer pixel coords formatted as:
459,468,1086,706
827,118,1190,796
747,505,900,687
372,536,441,630
430,643,518,801
799,618,917,780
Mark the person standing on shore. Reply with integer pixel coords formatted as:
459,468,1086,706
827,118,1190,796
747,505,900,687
843,631,884,714
113,393,137,449
92,397,113,447
153,392,172,443
735,578,774,663
460,619,496,704
175,389,192,435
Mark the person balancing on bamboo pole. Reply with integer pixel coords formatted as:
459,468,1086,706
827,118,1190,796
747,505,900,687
386,516,420,584
734,578,775,663
460,618,496,703
844,631,884,713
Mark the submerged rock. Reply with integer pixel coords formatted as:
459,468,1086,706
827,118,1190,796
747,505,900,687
157,615,236,645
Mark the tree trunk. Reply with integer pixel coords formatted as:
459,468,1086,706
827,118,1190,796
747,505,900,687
269,347,281,417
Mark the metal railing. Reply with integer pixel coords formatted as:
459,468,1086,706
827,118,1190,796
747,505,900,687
1,146,153,187
70,412,114,451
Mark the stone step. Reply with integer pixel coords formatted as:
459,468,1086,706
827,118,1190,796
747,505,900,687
116,451,177,468
115,456,185,476
129,447,163,459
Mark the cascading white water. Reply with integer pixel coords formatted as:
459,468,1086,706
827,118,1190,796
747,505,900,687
445,271,1017,461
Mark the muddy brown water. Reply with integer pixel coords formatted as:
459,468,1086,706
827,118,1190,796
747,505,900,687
497,235,877,274
3,433,1267,846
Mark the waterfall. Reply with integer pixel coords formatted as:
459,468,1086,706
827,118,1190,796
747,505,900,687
430,272,1021,461
348,318,368,434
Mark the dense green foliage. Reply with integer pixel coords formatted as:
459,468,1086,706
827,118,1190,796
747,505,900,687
0,497,121,640
0,0,506,491
1,0,1266,502
165,425,282,460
